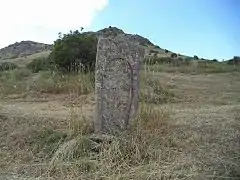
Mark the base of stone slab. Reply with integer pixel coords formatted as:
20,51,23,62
88,134,114,144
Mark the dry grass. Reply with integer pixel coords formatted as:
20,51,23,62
0,62,240,179
44,105,175,179
0,68,32,96
1,51,51,68
147,62,240,74
140,72,178,104
0,69,95,99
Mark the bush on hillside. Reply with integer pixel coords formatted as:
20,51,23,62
27,57,54,73
149,49,159,54
197,59,216,68
193,55,199,60
143,56,192,67
143,57,172,65
171,53,177,58
233,56,240,61
50,30,98,73
0,62,18,72
227,56,240,65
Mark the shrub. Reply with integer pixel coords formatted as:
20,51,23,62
184,57,192,65
10,55,19,59
27,57,54,73
165,49,169,53
0,62,18,71
194,55,199,60
50,30,97,73
149,49,158,54
143,57,172,65
227,56,240,65
171,53,177,58
233,56,240,61
0,68,32,95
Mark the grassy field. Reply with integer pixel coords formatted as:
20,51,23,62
0,51,51,68
0,58,240,179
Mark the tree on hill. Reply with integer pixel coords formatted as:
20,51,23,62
171,53,177,58
233,56,240,61
193,55,199,60
50,30,97,73
165,49,169,53
227,56,240,65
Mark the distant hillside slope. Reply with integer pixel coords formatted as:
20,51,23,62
0,27,194,62
95,27,154,47
83,26,188,59
0,41,52,60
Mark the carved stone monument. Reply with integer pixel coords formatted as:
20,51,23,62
94,36,145,134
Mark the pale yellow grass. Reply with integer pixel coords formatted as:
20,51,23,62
0,71,239,179
2,51,51,67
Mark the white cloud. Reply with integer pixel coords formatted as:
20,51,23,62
0,0,108,48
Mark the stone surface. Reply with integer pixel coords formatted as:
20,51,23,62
95,36,145,134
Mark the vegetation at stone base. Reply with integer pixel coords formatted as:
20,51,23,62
0,62,18,72
50,30,98,73
24,105,175,179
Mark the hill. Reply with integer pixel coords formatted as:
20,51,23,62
0,41,52,60
0,27,187,62
86,26,186,58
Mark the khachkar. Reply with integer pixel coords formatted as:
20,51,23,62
94,36,145,134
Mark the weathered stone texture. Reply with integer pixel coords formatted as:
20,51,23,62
95,36,145,134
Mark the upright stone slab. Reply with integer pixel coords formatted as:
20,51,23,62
95,36,145,134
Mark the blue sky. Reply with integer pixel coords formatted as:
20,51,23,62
1,0,239,60
89,0,240,60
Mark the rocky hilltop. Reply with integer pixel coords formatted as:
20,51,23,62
95,27,154,47
0,41,52,60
